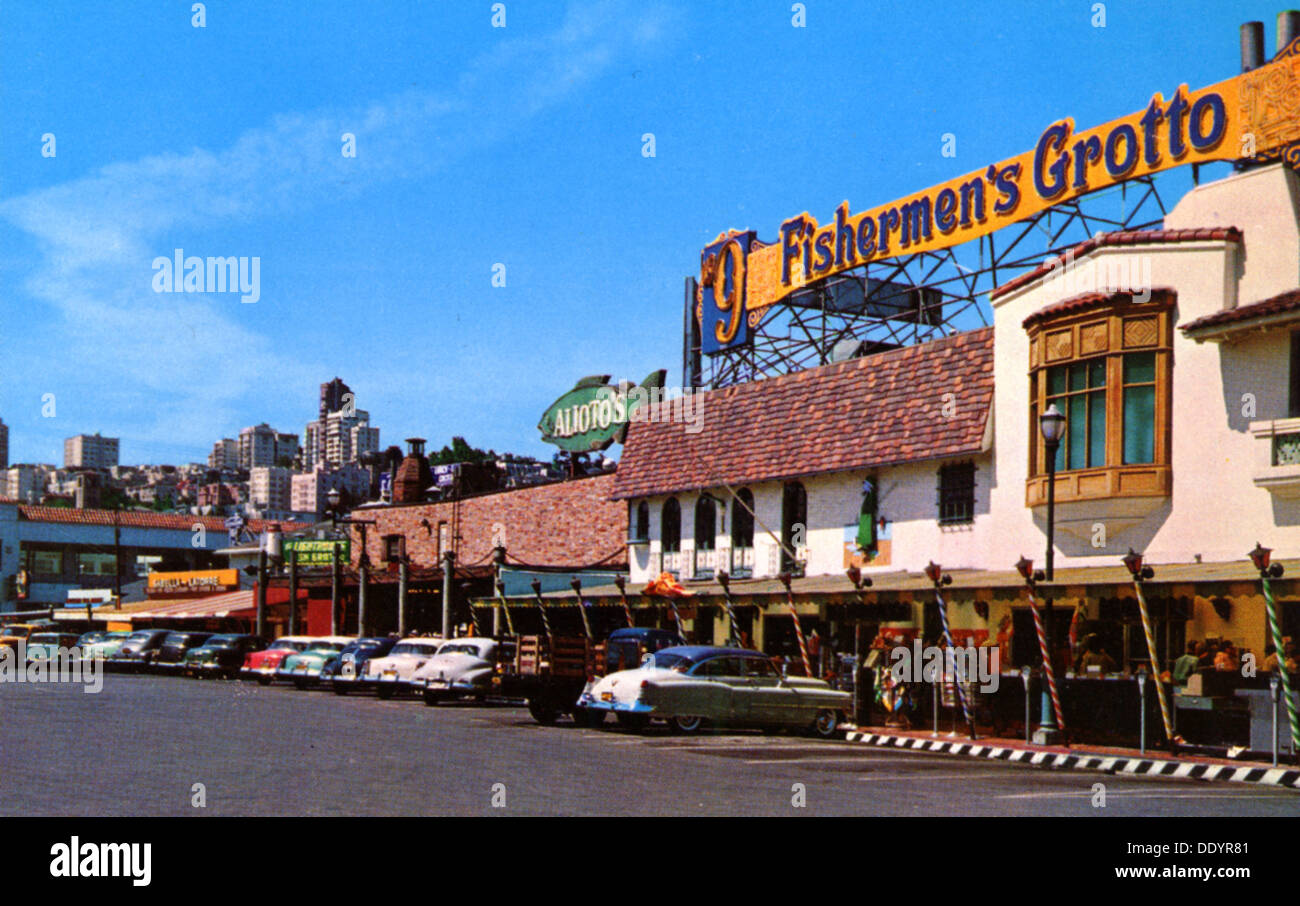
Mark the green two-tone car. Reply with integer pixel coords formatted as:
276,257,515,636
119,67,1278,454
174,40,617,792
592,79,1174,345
276,636,353,689
76,630,132,661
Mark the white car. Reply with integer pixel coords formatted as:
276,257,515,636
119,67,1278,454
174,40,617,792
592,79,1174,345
363,637,444,698
410,637,499,705
578,645,850,736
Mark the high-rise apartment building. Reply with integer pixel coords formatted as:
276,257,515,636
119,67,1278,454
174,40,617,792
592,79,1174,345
302,378,378,471
5,465,40,503
63,433,119,469
249,466,292,514
291,464,370,516
208,438,238,470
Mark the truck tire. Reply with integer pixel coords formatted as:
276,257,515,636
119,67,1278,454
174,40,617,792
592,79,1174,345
423,690,443,707
377,686,395,700
528,699,559,725
671,715,706,734
333,683,348,696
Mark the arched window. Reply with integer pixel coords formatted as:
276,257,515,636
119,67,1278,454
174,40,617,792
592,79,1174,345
781,481,807,573
662,498,681,553
633,500,649,542
695,495,717,551
731,488,754,550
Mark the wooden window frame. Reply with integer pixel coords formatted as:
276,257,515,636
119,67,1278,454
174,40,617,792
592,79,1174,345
1025,290,1174,507
937,461,977,525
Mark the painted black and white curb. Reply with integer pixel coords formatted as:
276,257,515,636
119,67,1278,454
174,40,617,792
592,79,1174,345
844,730,1300,791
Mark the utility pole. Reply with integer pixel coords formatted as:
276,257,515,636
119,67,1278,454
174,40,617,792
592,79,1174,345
256,546,268,640
112,510,122,608
330,544,340,636
287,548,298,636
398,554,408,638
358,552,368,638
441,549,455,640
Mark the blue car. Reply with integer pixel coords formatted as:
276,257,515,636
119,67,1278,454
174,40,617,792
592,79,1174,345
328,637,398,694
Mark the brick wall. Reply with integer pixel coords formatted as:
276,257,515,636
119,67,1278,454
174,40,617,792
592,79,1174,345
349,472,626,569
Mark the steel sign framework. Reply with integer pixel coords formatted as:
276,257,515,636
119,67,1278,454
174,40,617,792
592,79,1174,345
688,36,1300,390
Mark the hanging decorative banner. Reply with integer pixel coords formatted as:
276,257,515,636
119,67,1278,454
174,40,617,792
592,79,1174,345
698,47,1300,350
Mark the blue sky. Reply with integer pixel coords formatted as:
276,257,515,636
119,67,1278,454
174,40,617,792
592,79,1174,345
0,0,1274,466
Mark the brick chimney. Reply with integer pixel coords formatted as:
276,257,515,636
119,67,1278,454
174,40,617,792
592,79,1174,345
393,438,432,504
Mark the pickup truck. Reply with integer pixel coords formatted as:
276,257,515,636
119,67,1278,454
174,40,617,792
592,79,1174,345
494,627,682,725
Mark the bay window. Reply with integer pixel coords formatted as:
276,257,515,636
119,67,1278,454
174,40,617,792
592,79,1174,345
1025,289,1173,505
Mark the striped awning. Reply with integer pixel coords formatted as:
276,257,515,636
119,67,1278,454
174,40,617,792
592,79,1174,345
111,589,257,620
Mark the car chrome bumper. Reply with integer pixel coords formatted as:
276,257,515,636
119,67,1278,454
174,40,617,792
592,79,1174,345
578,694,654,714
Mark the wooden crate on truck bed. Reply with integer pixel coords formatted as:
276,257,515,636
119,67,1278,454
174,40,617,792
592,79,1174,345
515,634,597,678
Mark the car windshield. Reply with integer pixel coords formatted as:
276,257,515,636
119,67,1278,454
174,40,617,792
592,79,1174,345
163,633,201,645
438,644,481,656
309,642,345,652
648,651,691,670
127,632,155,643
77,632,108,644
390,643,429,656
28,634,61,645
204,637,237,648
268,639,302,651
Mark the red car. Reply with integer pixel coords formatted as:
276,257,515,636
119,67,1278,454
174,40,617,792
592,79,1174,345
240,635,319,685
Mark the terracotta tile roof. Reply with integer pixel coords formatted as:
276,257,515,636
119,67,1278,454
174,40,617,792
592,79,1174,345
1022,288,1176,329
1179,287,1300,335
989,228,1243,301
611,328,993,500
15,505,304,534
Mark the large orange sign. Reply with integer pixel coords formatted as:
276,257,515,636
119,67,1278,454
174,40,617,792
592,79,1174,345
146,569,239,596
699,45,1300,344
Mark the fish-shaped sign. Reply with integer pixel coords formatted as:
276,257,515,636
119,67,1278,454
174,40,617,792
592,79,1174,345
538,370,667,452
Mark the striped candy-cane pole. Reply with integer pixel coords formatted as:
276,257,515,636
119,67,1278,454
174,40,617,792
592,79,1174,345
494,580,515,635
1260,570,1300,752
571,580,593,640
1068,602,1081,655
1024,585,1066,732
617,589,635,628
782,588,812,677
1130,578,1175,746
933,588,975,737
667,597,688,642
531,586,553,641
720,593,741,647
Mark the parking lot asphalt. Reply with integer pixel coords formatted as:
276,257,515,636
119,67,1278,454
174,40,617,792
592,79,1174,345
2,674,1297,816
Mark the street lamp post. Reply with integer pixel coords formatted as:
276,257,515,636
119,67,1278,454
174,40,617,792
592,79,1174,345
327,487,376,637
1039,404,1066,582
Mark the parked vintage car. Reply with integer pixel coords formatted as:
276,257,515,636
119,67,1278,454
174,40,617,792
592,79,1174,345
576,645,849,737
76,630,131,661
151,631,214,672
108,629,172,672
240,635,320,684
24,632,82,662
327,637,397,694
0,621,57,654
410,637,500,705
276,636,353,688
183,634,266,678
361,637,444,699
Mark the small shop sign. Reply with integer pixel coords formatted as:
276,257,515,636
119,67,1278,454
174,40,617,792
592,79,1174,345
283,539,350,566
